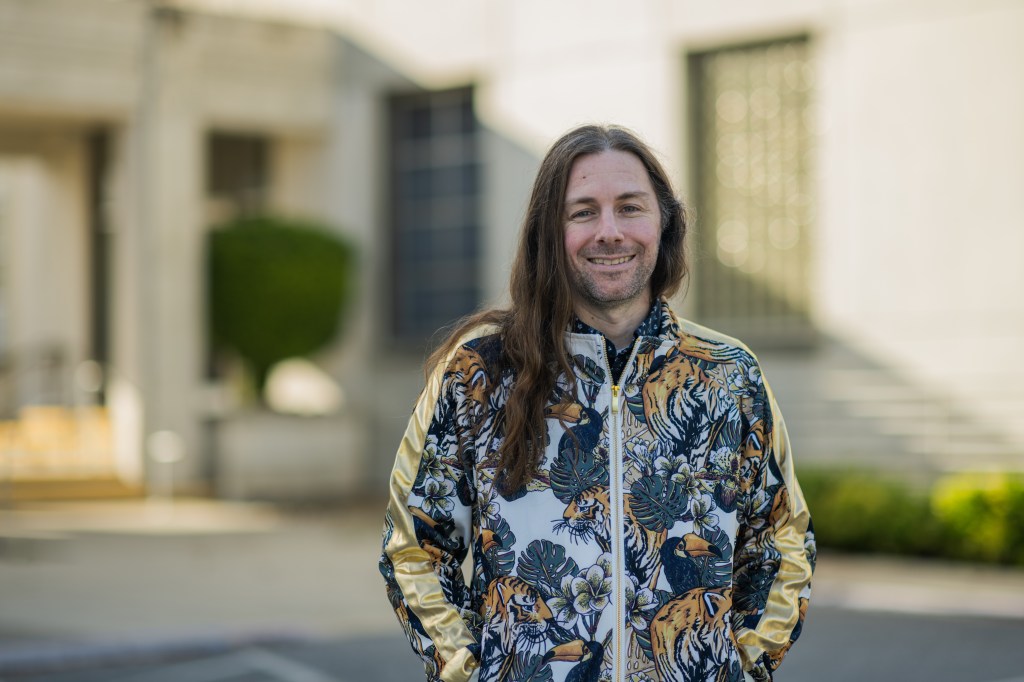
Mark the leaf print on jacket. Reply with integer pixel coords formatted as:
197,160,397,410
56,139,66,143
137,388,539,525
477,515,517,587
516,540,580,604
380,302,814,682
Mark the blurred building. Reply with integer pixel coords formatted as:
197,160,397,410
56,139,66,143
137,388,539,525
0,0,1021,500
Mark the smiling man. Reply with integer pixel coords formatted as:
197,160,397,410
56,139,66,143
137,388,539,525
563,149,661,350
380,125,815,682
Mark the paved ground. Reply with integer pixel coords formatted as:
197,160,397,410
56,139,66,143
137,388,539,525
1,498,1023,681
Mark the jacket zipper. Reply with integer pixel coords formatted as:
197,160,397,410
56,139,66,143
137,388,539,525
602,340,641,682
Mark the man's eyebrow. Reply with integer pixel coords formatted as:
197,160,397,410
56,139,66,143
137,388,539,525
565,190,652,205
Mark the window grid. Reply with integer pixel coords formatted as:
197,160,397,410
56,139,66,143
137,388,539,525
390,88,481,343
691,38,815,342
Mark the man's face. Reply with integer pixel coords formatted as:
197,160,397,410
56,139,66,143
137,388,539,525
563,149,661,316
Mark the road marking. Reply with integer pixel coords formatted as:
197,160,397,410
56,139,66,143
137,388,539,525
238,648,342,682
105,653,251,682
815,583,1024,621
105,647,344,682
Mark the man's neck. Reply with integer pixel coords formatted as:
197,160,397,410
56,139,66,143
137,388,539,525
573,296,654,350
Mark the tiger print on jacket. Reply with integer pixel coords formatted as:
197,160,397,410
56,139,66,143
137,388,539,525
479,576,556,682
651,588,736,681
380,301,815,682
556,488,667,590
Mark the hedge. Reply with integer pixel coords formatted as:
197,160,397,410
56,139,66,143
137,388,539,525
208,215,357,393
797,468,1024,566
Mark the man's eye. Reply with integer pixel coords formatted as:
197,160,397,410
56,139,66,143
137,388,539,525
622,205,641,213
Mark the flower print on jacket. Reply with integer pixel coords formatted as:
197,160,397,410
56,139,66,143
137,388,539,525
421,478,455,518
625,575,658,631
570,554,613,616
415,435,449,486
690,496,721,536
381,301,814,682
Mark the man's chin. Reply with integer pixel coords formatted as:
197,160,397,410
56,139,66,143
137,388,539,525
573,286,652,312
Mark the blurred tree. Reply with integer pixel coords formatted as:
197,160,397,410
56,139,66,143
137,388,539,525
208,216,357,396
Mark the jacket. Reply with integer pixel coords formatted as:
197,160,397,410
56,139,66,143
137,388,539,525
380,302,815,682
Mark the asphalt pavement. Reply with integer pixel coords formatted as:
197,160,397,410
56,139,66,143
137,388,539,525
1,497,1023,681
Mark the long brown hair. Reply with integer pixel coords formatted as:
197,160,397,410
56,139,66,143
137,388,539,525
426,124,688,494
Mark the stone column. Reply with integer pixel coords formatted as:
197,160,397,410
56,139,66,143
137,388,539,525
113,4,205,492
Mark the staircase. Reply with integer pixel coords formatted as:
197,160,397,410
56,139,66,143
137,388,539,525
760,339,1024,482
0,406,139,502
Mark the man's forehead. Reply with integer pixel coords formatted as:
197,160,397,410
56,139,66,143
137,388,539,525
565,190,653,206
564,150,654,203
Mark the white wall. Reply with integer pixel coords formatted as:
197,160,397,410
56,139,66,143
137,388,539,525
0,0,340,489
0,0,142,118
815,1,1024,439
4,0,1022,493
0,131,89,408
323,0,1024,443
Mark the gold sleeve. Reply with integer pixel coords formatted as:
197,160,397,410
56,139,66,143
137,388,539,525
381,346,480,682
735,387,814,673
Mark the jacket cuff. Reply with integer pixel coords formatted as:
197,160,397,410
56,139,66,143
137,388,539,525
746,654,773,681
439,646,480,682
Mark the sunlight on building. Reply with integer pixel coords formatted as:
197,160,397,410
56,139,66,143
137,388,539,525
264,358,343,417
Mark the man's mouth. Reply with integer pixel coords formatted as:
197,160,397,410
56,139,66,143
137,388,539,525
587,255,634,266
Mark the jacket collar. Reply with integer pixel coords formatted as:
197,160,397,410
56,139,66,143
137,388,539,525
568,298,678,346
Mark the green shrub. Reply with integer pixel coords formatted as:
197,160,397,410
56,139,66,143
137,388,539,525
797,468,1024,566
208,215,357,392
932,473,1024,565
798,469,943,558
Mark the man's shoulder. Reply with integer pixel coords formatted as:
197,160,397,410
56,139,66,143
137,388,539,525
423,323,504,393
452,323,502,352
667,312,760,367
439,323,504,370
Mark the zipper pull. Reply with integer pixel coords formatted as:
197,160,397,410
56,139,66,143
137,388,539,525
611,384,621,413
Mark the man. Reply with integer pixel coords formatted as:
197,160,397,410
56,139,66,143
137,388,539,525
380,125,814,682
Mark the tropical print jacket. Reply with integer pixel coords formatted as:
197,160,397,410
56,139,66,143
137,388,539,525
379,301,815,682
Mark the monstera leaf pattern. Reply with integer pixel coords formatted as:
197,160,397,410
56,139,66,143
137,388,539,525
489,517,518,577
696,525,734,588
517,540,580,602
572,354,606,387
514,652,555,682
381,303,815,682
549,447,607,504
629,475,691,533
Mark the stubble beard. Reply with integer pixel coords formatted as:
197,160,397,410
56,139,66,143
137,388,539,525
569,254,657,311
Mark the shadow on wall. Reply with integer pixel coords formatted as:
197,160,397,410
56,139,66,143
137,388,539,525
362,119,541,497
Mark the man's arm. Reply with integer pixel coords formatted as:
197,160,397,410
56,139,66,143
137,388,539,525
732,379,815,681
379,348,481,682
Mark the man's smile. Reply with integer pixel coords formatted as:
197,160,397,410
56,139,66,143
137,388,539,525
587,255,635,266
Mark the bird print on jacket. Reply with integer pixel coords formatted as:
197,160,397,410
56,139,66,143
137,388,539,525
380,302,815,682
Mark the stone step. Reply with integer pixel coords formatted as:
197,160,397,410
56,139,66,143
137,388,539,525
2,477,142,502
759,344,1024,474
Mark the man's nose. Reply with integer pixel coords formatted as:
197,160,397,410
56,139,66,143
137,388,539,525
595,211,624,242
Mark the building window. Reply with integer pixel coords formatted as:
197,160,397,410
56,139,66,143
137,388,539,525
206,132,269,224
389,87,481,343
689,37,815,344
204,132,270,380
